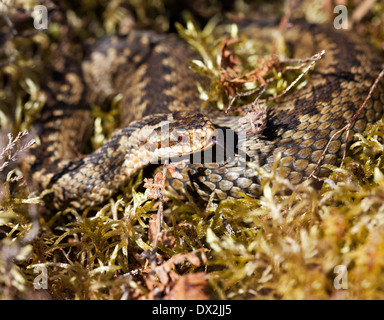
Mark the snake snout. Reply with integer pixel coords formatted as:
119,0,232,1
156,112,217,158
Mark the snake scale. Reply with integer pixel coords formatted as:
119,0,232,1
29,19,384,211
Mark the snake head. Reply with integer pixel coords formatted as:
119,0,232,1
155,112,217,159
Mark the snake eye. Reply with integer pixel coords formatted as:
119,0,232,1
178,135,183,142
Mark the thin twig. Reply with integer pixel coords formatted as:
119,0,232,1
226,76,275,114
266,50,325,103
150,164,167,272
143,160,187,274
226,50,324,119
308,67,384,181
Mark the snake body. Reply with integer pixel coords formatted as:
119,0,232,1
30,20,384,210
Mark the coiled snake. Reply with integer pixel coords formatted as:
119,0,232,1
29,20,384,210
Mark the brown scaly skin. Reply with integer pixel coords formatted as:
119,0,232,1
29,21,384,210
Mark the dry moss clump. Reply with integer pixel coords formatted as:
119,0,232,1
0,0,384,300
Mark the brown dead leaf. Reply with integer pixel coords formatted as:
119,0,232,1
163,272,209,300
143,172,163,199
219,38,281,98
148,214,176,248
152,249,208,286
220,39,242,77
144,160,187,199
232,55,281,85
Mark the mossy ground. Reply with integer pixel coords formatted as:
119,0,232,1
0,0,384,300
